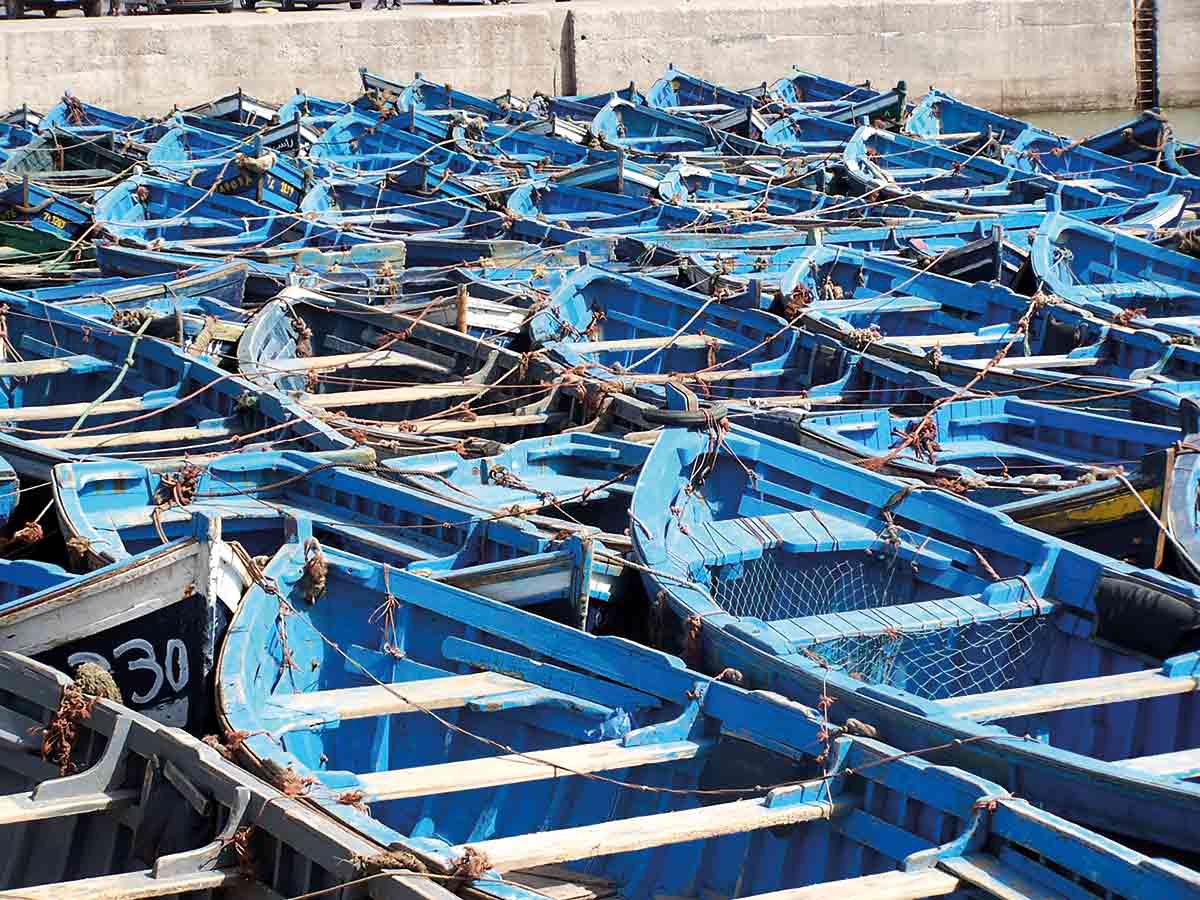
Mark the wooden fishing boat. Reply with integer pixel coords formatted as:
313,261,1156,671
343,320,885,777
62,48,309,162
507,180,716,243
382,431,651,539
1031,210,1200,325
777,243,1035,338
21,260,248,309
237,287,574,456
0,650,443,899
451,119,601,171
631,400,1200,851
93,174,353,255
1083,108,1200,177
528,266,797,399
216,526,1200,899
277,90,355,134
146,132,314,213
842,125,1059,214
0,120,36,163
0,513,251,729
1005,127,1200,204
657,162,942,224
0,177,93,248
52,448,582,588
360,68,532,123
182,88,279,128
765,395,1187,566
905,89,1036,152
0,294,343,479
299,175,506,242
764,67,908,124
589,98,721,155
40,92,160,141
0,129,139,200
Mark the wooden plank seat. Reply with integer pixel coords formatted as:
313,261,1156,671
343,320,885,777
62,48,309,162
936,668,1199,721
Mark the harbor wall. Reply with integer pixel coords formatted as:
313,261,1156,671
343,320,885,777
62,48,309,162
1158,0,1200,108
569,0,1136,113
0,0,1150,115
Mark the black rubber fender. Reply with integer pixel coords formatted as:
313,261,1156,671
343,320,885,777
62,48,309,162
1093,574,1200,658
641,404,728,428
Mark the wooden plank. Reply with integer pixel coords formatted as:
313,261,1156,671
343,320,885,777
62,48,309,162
936,669,1198,721
958,355,1100,370
505,867,616,900
300,384,482,408
889,332,991,348
1116,747,1200,778
272,672,530,720
623,367,808,386
357,739,707,801
0,867,237,900
39,420,241,451
454,792,844,872
0,355,97,377
403,413,556,436
736,868,960,900
268,350,452,376
557,335,731,353
0,396,155,424
0,788,138,826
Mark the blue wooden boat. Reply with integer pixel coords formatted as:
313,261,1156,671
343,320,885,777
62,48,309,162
0,514,251,729
237,289,573,456
1083,108,1200,177
451,119,603,170
764,395,1187,566
842,126,1059,214
589,99,721,155
0,295,340,479
93,174,352,255
632,402,1200,850
529,266,798,396
657,162,943,224
905,89,1036,151
777,244,1035,342
360,69,532,123
383,431,651,538
20,259,248,309
507,180,716,243
0,129,139,202
1032,211,1200,323
764,68,904,121
0,650,437,898
312,110,489,177
53,448,553,572
299,175,505,242
216,525,1200,899
0,178,93,245
40,92,163,143
277,90,355,134
645,66,758,123
1005,127,1200,205
182,88,279,128
0,121,36,163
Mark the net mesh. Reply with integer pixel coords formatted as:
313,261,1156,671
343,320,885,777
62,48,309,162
707,548,1051,701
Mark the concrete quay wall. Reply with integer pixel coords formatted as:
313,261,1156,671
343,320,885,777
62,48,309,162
0,0,1156,116
1159,0,1200,108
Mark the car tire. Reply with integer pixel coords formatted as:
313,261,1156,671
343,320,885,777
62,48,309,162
82,0,101,14
348,1,361,7
43,4,56,13
217,4,232,10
